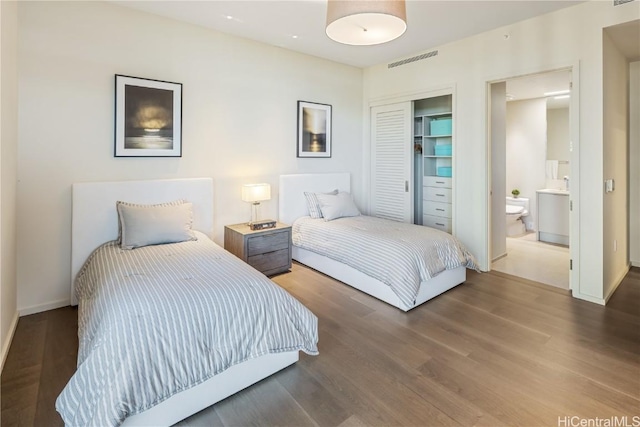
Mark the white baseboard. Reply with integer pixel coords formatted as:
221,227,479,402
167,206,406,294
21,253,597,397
19,298,69,316
631,260,640,268
1,311,19,372
491,252,507,262
604,264,631,304
571,290,605,305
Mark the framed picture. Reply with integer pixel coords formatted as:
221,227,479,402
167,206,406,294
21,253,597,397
297,101,332,158
115,75,182,157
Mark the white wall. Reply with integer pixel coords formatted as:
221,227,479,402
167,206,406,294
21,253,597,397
546,107,570,181
363,0,639,303
506,98,547,231
17,1,363,314
630,61,640,267
1,0,19,369
602,30,630,299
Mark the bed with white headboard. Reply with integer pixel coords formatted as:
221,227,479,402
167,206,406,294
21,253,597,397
71,177,214,306
279,173,470,312
63,177,317,427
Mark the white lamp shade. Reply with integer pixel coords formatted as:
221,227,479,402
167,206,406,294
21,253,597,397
242,183,271,203
326,0,407,46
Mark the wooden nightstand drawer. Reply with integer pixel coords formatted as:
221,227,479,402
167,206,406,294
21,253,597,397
247,232,289,256
248,248,290,274
224,222,292,276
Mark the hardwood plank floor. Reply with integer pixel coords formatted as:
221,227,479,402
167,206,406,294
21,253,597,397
2,265,638,427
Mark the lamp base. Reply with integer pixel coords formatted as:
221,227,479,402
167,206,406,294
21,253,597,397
249,219,276,231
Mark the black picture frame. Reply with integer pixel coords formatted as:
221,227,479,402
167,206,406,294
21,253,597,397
297,101,332,158
115,74,182,157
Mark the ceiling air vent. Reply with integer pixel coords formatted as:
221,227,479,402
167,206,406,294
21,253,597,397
388,50,438,69
614,0,634,5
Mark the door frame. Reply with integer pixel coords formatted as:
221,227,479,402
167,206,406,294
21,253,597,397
485,62,580,292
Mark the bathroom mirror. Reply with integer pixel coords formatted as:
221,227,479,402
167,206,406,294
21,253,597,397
546,104,570,189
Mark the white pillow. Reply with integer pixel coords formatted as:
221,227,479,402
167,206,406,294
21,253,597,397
316,192,361,221
116,199,187,243
116,200,196,250
304,189,338,219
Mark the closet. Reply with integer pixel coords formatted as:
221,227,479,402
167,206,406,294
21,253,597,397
370,90,455,234
414,95,453,233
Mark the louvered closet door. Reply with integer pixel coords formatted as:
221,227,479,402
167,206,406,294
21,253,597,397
370,102,413,223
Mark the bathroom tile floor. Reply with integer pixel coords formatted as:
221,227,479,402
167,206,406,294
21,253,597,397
491,232,570,290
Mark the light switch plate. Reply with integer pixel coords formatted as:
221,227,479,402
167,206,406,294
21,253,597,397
605,179,615,193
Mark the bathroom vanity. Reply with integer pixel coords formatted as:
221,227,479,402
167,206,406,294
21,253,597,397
536,189,569,246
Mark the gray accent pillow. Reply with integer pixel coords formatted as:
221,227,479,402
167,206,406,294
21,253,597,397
316,192,361,221
116,200,196,250
304,189,338,219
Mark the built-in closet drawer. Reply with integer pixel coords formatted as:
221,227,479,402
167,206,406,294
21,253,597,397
423,215,452,233
423,186,452,203
423,176,452,189
423,201,451,218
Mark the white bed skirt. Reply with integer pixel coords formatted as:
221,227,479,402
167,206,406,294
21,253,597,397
121,351,299,426
293,246,466,312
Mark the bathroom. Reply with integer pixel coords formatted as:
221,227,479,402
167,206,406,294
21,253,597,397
491,70,571,290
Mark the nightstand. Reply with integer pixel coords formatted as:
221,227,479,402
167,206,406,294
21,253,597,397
224,222,292,276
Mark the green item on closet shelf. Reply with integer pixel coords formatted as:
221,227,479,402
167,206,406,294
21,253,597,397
511,189,520,197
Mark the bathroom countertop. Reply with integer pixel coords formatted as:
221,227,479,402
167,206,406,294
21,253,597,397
537,189,570,195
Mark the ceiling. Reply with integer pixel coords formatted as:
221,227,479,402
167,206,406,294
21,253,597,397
113,0,585,69
605,19,640,62
506,69,572,109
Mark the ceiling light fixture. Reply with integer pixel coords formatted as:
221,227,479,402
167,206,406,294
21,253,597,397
326,0,407,46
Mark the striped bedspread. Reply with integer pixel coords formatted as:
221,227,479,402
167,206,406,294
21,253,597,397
56,231,318,426
293,215,479,307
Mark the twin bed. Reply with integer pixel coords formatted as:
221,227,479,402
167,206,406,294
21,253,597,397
58,174,476,426
280,173,477,312
58,178,318,426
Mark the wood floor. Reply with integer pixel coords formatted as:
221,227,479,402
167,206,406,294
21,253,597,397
2,265,639,426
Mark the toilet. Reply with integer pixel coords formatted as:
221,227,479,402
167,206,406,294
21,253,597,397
506,196,529,236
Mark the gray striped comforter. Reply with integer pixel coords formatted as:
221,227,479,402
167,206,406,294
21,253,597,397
56,232,318,426
293,216,479,307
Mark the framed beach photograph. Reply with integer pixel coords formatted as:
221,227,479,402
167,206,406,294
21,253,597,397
297,101,332,158
115,75,182,157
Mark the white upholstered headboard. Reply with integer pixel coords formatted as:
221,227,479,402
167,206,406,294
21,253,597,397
71,177,213,306
278,173,351,225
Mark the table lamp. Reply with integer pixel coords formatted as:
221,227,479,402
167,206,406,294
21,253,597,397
241,183,275,230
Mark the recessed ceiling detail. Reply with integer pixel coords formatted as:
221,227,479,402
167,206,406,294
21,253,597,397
112,0,587,68
388,50,438,69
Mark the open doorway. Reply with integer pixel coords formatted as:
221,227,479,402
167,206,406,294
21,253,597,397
488,69,574,290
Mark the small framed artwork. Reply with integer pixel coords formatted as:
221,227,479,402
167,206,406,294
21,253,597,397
114,75,182,157
297,101,332,158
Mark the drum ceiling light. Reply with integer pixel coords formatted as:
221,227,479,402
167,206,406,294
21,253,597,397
326,0,407,46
